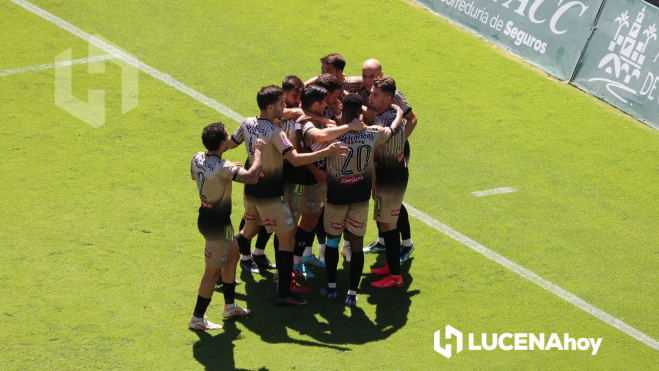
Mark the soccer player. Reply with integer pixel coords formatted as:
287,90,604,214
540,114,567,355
315,73,344,126
305,53,347,87
320,93,403,306
288,86,366,279
368,77,409,289
228,85,348,306
189,122,263,330
344,59,418,263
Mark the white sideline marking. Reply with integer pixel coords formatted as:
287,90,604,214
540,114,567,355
471,187,517,197
11,0,245,124
14,0,659,353
0,55,115,77
404,202,659,351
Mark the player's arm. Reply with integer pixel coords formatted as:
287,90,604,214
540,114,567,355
304,118,365,143
304,76,319,87
293,120,327,183
362,105,377,123
233,139,264,184
300,108,335,128
283,107,304,120
390,104,405,133
403,110,417,140
332,99,345,126
228,125,244,150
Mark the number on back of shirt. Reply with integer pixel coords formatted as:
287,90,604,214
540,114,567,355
340,144,371,175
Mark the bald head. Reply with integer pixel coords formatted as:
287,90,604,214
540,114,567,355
362,59,384,90
362,59,382,72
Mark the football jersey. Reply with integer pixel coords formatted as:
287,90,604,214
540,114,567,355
231,117,294,198
280,117,297,183
283,116,327,185
190,152,239,219
372,108,408,184
325,125,391,205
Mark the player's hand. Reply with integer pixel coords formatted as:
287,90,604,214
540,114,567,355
254,139,265,152
392,104,403,115
333,99,343,115
326,142,349,156
347,118,366,131
314,170,327,184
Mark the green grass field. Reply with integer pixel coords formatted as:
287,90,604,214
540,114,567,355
2,0,659,369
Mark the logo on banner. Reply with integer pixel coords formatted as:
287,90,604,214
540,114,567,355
588,7,659,103
433,325,603,359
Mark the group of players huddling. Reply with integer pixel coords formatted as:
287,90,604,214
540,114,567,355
189,54,418,330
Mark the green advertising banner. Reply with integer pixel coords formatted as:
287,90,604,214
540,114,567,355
415,0,604,81
572,1,659,130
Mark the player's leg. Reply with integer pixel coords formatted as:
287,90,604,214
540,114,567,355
398,203,414,263
294,211,322,277
252,225,275,269
371,183,405,289
343,200,368,305
364,222,386,253
237,195,263,274
320,203,349,300
221,230,250,319
313,208,327,263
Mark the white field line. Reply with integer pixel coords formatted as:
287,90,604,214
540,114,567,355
471,187,517,197
0,55,115,77
10,0,245,124
13,0,659,353
404,202,659,351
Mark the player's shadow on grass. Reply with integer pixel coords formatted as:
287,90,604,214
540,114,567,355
230,255,419,349
191,322,268,371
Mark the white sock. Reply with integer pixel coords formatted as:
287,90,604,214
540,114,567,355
343,240,350,248
293,256,302,265
328,282,337,289
252,248,265,256
225,303,236,310
402,239,412,247
318,243,326,250
241,255,252,261
303,246,313,257
377,237,385,245
347,290,356,296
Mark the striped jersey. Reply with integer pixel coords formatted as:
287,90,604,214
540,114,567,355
231,117,294,198
190,152,239,219
372,108,408,184
325,125,391,205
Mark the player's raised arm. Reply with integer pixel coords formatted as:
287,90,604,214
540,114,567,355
283,136,348,167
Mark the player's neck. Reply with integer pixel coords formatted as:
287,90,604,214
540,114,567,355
206,150,223,158
377,104,392,115
258,111,277,123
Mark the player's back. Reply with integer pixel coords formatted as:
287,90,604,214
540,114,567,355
191,152,237,220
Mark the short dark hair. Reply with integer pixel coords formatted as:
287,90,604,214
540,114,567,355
301,85,328,109
282,75,304,92
373,76,396,97
320,53,346,71
342,93,363,119
257,85,284,110
202,122,228,151
315,73,341,93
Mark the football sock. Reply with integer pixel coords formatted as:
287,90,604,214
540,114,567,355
315,213,327,244
325,236,340,285
349,251,364,291
276,251,294,298
193,295,212,318
383,229,401,276
254,226,272,251
402,239,413,247
252,248,265,256
237,233,251,257
398,204,411,241
294,228,310,257
222,282,236,305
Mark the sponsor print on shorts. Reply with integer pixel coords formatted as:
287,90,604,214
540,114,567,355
263,219,277,226
330,221,346,230
205,249,212,259
245,213,256,221
224,225,233,242
374,196,382,216
294,184,304,196
286,216,294,226
392,209,400,216
347,217,364,229
259,170,265,178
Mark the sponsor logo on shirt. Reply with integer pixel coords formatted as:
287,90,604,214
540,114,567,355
340,174,364,184
244,213,256,221
205,249,212,259
282,137,293,147
263,219,277,226
392,209,401,216
347,217,364,229
330,221,345,230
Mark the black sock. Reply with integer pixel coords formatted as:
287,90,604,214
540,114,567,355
239,218,246,231
255,226,272,251
294,228,310,257
307,225,317,248
315,211,326,244
397,204,411,241
325,247,339,284
277,250,294,297
383,229,401,275
237,233,251,256
349,251,364,291
222,282,236,305
377,223,383,239
273,235,279,252
193,295,212,318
